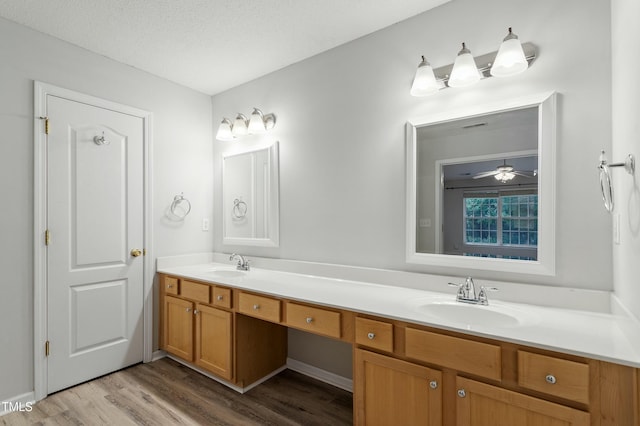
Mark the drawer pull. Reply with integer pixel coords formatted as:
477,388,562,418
217,295,224,301
253,304,260,310
167,284,173,289
306,317,314,324
367,332,375,340
545,374,557,384
429,380,438,389
457,389,466,398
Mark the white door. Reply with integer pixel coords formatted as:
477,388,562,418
46,95,144,393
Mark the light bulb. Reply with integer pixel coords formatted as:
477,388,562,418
216,118,234,141
448,43,481,88
410,56,440,96
248,108,267,134
491,28,528,77
232,113,248,137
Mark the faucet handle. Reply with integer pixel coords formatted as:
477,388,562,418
477,286,499,305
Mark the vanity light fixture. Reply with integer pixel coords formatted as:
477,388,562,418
216,118,234,141
232,113,249,137
410,56,442,96
216,108,277,141
248,108,277,134
448,43,482,88
409,27,536,96
490,27,528,77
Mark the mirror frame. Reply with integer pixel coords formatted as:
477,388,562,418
406,92,556,275
222,141,280,247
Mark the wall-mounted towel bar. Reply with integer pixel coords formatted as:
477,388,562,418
598,150,635,213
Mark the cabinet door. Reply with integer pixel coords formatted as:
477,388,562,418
195,304,233,380
456,377,590,426
163,295,194,361
355,349,442,426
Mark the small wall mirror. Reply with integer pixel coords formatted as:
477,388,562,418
222,141,279,247
406,93,556,275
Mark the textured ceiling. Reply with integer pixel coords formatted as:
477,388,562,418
0,0,450,95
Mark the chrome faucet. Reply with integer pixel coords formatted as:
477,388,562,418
448,277,498,305
229,253,250,271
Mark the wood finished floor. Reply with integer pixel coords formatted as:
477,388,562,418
2,358,353,426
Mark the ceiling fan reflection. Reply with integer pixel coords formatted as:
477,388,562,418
473,159,537,183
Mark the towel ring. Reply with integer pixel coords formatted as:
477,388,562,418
598,150,635,213
170,193,191,220
232,198,247,219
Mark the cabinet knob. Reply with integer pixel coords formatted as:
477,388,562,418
217,295,224,301
457,389,466,398
193,309,199,315
253,304,260,310
185,307,191,313
167,284,173,289
429,380,438,389
306,317,314,324
545,374,557,384
367,332,375,340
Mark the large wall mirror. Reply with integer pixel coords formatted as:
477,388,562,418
222,141,279,247
406,93,556,275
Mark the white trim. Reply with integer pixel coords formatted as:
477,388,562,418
286,358,353,393
406,92,557,276
33,81,153,400
152,350,167,362
0,392,35,417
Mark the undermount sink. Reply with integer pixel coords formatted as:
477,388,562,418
206,268,246,278
415,301,531,329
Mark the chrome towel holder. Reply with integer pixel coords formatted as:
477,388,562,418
169,193,192,220
598,150,635,213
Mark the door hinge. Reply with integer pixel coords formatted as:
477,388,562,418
39,116,49,135
45,341,50,357
45,229,51,246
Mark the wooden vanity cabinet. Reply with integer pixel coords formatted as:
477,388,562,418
455,377,590,425
355,349,442,426
194,303,233,380
163,295,194,361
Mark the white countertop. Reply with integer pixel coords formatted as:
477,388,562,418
157,261,640,368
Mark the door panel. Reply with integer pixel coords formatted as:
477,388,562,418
71,124,129,267
69,280,127,354
47,95,144,393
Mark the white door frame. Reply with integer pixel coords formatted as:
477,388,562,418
33,81,154,401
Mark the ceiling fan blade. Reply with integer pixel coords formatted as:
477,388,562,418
473,170,498,179
512,170,536,178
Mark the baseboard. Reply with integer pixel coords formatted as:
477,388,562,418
0,391,35,417
286,358,353,393
151,350,167,362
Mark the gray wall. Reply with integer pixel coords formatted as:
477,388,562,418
612,0,640,320
0,18,214,401
212,0,612,289
211,0,613,378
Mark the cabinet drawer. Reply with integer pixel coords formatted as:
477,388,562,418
518,351,590,404
238,292,281,323
180,280,210,304
286,303,341,339
355,317,393,353
163,276,179,295
405,328,501,381
212,287,232,309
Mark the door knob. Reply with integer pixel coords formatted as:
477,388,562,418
130,248,142,257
